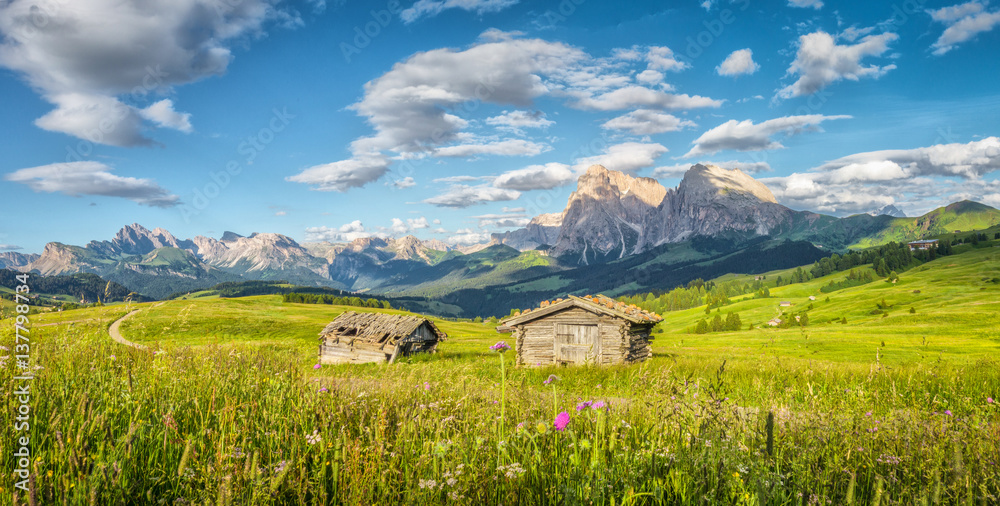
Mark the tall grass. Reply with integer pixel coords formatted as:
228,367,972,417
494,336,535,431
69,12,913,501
1,320,998,504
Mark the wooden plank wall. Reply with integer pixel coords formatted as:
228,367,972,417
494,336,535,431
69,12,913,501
516,307,635,366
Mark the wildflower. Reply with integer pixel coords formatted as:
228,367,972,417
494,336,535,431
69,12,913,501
313,363,321,369
543,374,559,385
490,341,511,353
553,411,570,431
109,355,116,360
944,410,953,416
274,460,288,473
423,382,431,391
516,422,525,431
418,479,438,489
576,401,593,411
306,430,322,445
865,412,872,417
988,397,994,404
318,387,328,393
536,422,548,434
592,400,607,410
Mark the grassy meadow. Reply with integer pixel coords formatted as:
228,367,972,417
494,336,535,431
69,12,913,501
1,247,999,504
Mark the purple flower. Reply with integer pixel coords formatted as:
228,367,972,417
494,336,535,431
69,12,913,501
318,387,328,393
575,401,593,411
543,374,559,385
313,363,321,369
592,400,607,410
490,341,511,353
944,410,953,416
553,411,570,431
865,411,872,417
423,382,431,391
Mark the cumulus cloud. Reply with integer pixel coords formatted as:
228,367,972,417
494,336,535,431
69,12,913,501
285,155,392,192
574,142,668,174
684,114,851,158
5,161,179,207
493,163,574,191
788,0,823,9
392,176,416,189
0,0,291,145
290,34,722,192
776,31,897,99
0,244,24,251
928,1,1000,55
485,110,554,134
763,137,1000,214
471,212,530,228
304,220,385,242
390,216,430,235
602,109,696,135
433,139,550,158
716,49,760,77
448,228,492,245
424,184,521,208
635,70,664,85
400,0,519,24
569,86,723,111
645,46,689,72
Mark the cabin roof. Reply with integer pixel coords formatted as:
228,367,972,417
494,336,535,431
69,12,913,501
498,294,662,329
319,311,446,344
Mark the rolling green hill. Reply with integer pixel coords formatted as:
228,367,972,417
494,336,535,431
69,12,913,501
850,201,1000,248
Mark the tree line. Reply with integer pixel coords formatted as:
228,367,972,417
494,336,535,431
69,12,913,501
282,292,393,309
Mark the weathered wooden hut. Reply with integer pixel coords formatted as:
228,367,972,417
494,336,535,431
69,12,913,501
497,295,663,366
318,311,446,364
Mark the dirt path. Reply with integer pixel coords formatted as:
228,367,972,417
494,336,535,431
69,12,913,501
108,309,147,350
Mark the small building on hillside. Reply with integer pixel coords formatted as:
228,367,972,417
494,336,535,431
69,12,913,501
779,301,792,307
497,295,663,366
808,295,817,301
318,311,446,365
908,239,939,251
767,318,782,327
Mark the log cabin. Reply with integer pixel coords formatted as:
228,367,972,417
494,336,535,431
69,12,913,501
497,295,663,366
318,311,446,364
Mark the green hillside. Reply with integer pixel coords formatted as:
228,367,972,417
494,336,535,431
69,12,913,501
850,201,1000,248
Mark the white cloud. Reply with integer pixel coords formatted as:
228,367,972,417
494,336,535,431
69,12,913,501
716,49,760,77
286,155,391,192
485,110,554,134
0,0,291,146
0,244,23,251
5,161,178,207
493,163,574,191
139,99,193,133
392,177,416,189
433,139,550,158
601,109,697,135
928,1,1000,55
390,218,409,234
448,228,492,245
635,70,664,85
400,0,519,24
304,221,385,242
424,184,521,208
569,86,723,111
471,212,530,228
684,114,851,158
646,46,689,72
763,137,1000,214
788,0,823,9
575,142,668,174
776,31,897,99
275,211,287,216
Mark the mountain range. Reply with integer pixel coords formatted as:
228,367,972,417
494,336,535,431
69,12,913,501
5,164,1000,312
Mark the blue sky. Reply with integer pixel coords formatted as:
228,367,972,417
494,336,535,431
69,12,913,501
2,0,1000,253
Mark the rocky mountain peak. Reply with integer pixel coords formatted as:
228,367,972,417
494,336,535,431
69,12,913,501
679,164,777,204
575,164,667,207
220,231,244,242
111,223,183,256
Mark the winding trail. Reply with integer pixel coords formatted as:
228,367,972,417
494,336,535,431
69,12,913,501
108,309,148,350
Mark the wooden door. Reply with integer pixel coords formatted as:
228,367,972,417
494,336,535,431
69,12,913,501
555,324,600,364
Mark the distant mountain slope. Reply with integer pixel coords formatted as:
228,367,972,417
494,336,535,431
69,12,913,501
850,201,1000,248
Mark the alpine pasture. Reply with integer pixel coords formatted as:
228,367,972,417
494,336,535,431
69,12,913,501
1,247,999,504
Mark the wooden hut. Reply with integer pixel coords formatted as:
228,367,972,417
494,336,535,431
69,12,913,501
318,311,446,364
497,295,663,366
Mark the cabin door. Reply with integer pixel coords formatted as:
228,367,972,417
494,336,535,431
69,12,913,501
555,324,600,364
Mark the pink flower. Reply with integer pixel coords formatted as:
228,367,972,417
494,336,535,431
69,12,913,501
944,410,953,416
543,374,559,385
553,411,570,431
575,401,593,411
592,400,607,410
988,397,995,404
423,382,431,391
313,363,321,369
318,387,328,393
490,341,511,353
865,411,872,417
